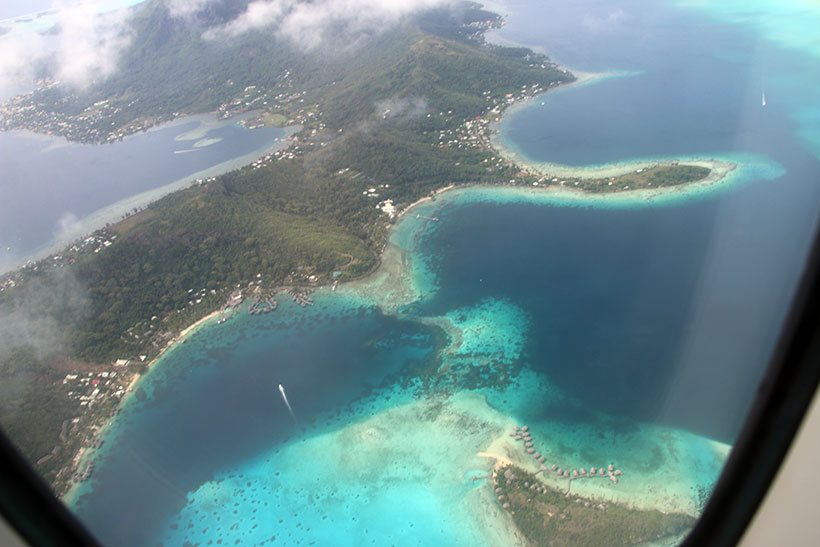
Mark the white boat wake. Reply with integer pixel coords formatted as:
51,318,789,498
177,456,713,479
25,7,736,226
278,383,300,428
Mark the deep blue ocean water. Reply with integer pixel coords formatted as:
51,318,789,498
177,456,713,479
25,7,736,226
72,297,440,545
70,0,820,545
486,0,820,438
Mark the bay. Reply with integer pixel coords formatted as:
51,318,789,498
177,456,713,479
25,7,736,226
71,1,820,545
0,113,294,272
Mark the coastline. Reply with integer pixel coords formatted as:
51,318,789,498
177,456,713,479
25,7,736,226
62,308,222,504
62,60,743,530
485,67,744,191
0,122,301,276
333,62,753,313
397,184,456,220
473,417,729,517
492,125,738,184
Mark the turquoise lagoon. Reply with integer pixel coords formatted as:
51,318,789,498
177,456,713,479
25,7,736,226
73,0,820,545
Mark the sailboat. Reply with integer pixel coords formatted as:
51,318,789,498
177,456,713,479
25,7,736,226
762,90,767,107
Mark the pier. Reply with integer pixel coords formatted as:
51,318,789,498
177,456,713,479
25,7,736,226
217,290,244,324
287,287,314,307
508,425,623,494
248,295,278,315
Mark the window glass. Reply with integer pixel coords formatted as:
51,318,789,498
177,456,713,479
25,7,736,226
1,0,819,545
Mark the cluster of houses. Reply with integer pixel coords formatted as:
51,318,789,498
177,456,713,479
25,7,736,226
63,369,132,408
0,230,118,294
216,81,307,121
0,81,168,144
510,425,624,487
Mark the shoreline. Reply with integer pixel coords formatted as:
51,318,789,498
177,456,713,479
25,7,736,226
335,64,747,312
0,120,301,276
397,184,457,219
492,127,738,183
483,64,741,194
62,60,741,523
61,308,223,504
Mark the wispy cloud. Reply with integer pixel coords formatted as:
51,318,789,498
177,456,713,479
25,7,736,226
54,2,135,88
0,0,457,97
165,0,215,18
579,8,628,34
0,1,134,94
376,96,429,121
0,27,43,95
0,269,89,363
203,0,454,49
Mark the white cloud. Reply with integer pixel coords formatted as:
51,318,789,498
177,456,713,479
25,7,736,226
53,2,134,88
0,28,45,96
376,96,428,120
0,0,456,96
165,0,215,18
53,211,80,245
0,0,134,93
580,8,628,34
205,0,454,49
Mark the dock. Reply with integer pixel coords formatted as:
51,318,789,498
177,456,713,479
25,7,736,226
508,425,623,494
248,295,278,315
287,287,314,307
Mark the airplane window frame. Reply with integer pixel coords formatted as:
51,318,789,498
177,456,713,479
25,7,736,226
1,2,820,540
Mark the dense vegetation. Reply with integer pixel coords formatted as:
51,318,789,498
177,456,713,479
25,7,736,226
7,1,519,137
573,165,712,193
0,0,570,482
0,0,710,500
0,348,74,470
495,465,695,546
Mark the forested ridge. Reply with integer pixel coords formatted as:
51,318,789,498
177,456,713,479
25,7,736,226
0,0,711,492
0,0,576,487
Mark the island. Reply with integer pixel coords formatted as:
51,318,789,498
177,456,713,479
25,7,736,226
0,0,730,543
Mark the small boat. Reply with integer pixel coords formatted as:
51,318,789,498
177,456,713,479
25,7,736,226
762,90,766,107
